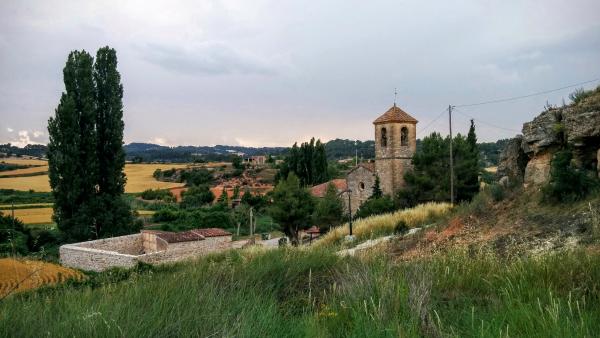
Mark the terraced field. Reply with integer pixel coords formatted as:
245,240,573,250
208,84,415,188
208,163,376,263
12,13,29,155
0,258,84,298
0,161,188,192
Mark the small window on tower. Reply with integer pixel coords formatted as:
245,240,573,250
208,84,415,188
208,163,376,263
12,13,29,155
359,182,365,190
381,127,387,147
401,127,408,146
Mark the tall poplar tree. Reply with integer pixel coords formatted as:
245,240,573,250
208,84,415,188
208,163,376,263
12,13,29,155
93,46,135,237
48,50,98,240
48,47,136,241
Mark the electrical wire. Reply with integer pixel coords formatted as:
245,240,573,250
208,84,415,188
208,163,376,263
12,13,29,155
453,108,521,134
454,77,600,108
417,108,447,135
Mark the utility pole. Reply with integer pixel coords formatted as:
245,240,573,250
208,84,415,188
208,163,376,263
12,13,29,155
448,105,455,205
347,190,353,236
249,207,254,238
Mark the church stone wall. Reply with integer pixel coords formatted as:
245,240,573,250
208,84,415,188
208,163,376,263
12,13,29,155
346,166,375,215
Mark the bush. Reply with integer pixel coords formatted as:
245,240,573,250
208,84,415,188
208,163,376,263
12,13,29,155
355,196,396,219
152,207,180,222
180,185,215,209
394,220,409,235
0,212,30,255
488,184,504,202
140,189,174,202
542,150,598,203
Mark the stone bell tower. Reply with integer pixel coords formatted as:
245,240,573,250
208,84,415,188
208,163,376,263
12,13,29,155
373,103,418,196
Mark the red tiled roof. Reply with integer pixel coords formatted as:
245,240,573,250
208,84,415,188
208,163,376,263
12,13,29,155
190,228,232,237
143,228,231,243
310,179,347,198
373,105,418,124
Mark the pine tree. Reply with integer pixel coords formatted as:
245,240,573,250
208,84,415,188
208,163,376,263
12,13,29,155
232,186,240,200
48,50,98,241
93,46,135,237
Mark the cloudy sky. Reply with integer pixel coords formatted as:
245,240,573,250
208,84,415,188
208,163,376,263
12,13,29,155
1,0,599,147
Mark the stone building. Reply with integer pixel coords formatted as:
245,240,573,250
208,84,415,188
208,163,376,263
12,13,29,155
345,104,418,214
60,228,232,271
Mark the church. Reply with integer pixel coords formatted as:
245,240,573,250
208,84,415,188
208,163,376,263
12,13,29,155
345,103,418,214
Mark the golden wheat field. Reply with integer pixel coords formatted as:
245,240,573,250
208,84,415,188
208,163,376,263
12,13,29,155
0,258,84,297
2,208,54,224
0,157,48,166
0,160,188,193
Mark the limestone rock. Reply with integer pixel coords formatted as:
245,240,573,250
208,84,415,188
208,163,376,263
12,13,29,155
497,136,528,182
521,109,561,155
563,108,600,145
524,151,553,186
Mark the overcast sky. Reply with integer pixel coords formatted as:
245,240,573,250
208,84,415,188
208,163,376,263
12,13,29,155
1,0,600,147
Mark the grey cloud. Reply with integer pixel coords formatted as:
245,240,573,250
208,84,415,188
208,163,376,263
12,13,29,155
138,42,277,76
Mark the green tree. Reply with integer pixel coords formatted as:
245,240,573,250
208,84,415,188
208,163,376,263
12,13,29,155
268,173,315,244
217,189,229,206
371,175,383,199
48,50,98,241
231,155,244,170
277,138,329,186
181,185,215,209
232,186,240,200
93,46,136,237
398,125,481,207
313,182,344,231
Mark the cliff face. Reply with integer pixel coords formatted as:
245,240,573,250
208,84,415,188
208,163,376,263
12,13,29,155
498,87,600,186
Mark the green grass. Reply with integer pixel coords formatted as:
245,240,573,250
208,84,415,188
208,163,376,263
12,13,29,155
1,247,599,337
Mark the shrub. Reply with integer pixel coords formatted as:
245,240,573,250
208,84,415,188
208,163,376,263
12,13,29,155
140,189,174,202
488,184,504,202
394,220,409,235
152,208,180,222
180,185,215,209
355,196,396,219
0,212,30,255
542,150,598,203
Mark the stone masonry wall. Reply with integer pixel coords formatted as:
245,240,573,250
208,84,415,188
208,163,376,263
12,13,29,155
346,166,375,215
60,234,233,272
77,233,143,255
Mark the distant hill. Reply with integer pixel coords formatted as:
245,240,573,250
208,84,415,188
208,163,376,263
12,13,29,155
2,138,512,165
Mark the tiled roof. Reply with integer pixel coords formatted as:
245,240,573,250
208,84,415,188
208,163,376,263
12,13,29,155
373,105,418,124
143,228,231,243
191,228,232,237
310,179,347,197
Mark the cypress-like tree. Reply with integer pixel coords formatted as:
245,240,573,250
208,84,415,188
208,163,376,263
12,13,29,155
371,175,383,199
313,182,344,231
93,46,135,237
48,50,98,241
277,138,329,186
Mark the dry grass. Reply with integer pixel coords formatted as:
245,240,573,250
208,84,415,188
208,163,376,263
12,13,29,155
0,157,47,166
0,165,48,177
6,207,54,224
0,258,84,298
0,161,190,193
315,202,452,247
0,203,53,209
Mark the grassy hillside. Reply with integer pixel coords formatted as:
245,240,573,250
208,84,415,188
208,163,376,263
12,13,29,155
2,244,600,337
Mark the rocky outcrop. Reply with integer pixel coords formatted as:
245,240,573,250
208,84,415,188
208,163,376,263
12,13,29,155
496,136,527,184
498,87,600,187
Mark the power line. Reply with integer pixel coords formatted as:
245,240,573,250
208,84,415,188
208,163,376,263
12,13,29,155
453,108,521,134
454,77,600,108
417,108,447,135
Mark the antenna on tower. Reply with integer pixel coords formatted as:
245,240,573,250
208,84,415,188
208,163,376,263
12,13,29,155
394,88,398,107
